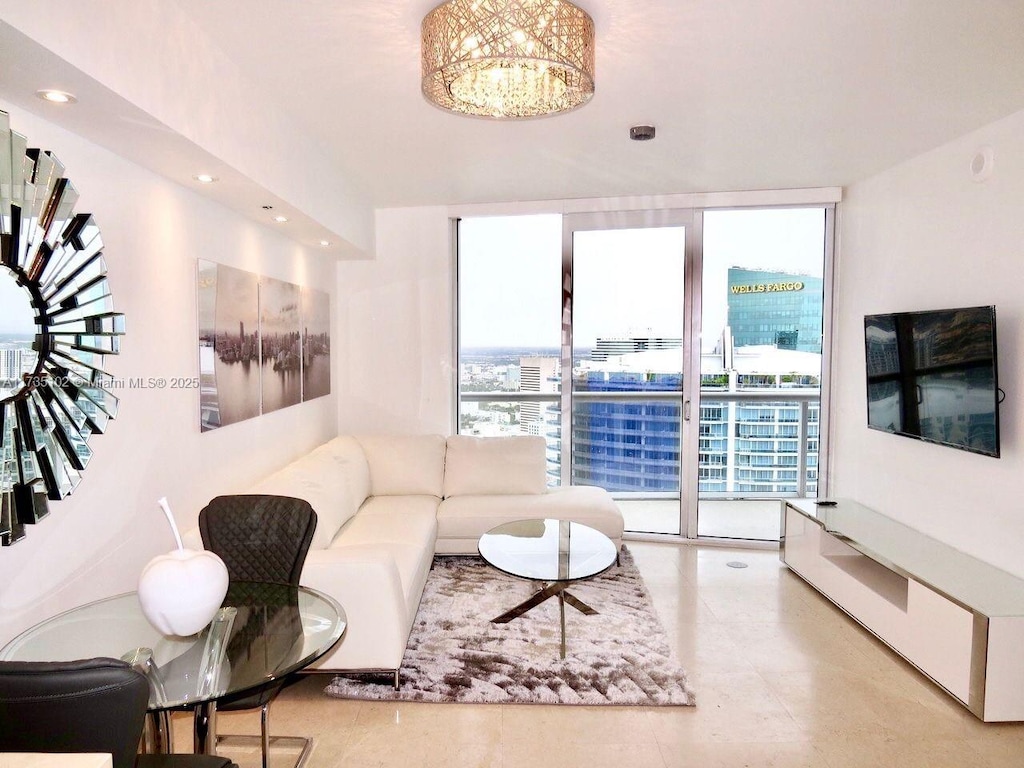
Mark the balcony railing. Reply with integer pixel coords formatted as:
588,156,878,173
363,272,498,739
460,388,819,498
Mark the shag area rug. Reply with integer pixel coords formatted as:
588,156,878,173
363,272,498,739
325,547,696,706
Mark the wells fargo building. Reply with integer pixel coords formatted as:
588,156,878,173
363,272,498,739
727,267,824,353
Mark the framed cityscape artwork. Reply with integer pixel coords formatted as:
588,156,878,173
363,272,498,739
197,262,330,432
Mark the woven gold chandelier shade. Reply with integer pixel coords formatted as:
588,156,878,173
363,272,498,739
421,0,595,119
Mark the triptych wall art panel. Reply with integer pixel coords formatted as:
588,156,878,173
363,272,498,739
260,276,301,415
197,261,331,432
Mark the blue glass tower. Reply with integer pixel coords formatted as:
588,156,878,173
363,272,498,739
569,370,682,492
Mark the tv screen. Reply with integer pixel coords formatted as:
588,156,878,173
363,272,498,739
864,306,1000,457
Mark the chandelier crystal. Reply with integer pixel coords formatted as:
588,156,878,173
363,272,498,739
422,0,595,119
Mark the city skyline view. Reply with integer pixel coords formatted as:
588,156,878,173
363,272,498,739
459,338,821,541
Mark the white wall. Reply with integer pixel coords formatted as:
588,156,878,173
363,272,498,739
0,0,374,254
832,108,1024,577
337,206,453,435
0,104,338,644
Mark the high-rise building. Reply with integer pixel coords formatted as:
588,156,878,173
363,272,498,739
0,348,22,381
570,363,682,491
727,267,824,353
0,344,35,398
590,336,682,361
519,356,559,436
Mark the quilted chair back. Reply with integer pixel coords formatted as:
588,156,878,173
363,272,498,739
0,657,149,768
199,495,317,585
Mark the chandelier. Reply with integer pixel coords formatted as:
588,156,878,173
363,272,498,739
421,0,595,119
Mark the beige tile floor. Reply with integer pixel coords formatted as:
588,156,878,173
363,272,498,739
179,542,1024,768
618,498,784,540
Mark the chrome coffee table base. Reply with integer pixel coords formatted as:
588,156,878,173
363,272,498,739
479,519,618,660
491,581,599,659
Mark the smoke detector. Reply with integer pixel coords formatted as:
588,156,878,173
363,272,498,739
629,125,656,141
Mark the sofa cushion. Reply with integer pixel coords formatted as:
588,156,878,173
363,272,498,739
249,436,370,550
442,435,547,497
356,434,447,497
301,544,410,671
436,486,624,543
387,541,435,623
326,537,434,625
334,495,439,551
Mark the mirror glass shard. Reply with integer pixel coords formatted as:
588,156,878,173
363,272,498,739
0,110,124,546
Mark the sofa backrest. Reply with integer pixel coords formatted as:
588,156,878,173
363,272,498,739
356,434,447,497
442,435,547,497
249,435,370,549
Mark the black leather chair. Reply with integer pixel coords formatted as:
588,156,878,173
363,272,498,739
0,657,235,768
198,494,317,768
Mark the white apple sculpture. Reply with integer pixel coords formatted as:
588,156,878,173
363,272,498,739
138,497,229,637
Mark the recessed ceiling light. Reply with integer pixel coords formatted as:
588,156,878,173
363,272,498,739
319,240,331,247
193,173,218,184
36,89,78,104
273,215,289,223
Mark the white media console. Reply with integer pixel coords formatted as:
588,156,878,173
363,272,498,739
781,498,1024,722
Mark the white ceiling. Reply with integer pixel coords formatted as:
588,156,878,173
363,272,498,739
170,0,1024,207
2,1,1024,250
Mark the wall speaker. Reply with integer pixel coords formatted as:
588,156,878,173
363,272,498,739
970,146,994,182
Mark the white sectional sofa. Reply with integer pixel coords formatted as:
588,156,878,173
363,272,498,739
187,434,623,682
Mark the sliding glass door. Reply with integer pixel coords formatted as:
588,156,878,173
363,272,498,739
457,204,833,542
697,208,831,540
563,211,694,536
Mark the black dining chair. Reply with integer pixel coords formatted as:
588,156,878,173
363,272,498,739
198,494,317,768
0,657,235,768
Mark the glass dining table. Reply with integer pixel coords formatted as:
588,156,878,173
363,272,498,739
0,582,346,755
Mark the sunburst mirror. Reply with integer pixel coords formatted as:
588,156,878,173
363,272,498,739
0,109,125,546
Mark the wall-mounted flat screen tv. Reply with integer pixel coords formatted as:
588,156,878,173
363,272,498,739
864,305,1000,457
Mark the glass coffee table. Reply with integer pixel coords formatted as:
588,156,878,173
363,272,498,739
478,518,618,659
0,582,345,755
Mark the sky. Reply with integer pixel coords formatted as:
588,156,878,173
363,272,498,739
0,271,36,335
573,227,685,348
458,208,826,351
459,215,562,348
301,287,331,336
260,276,300,335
